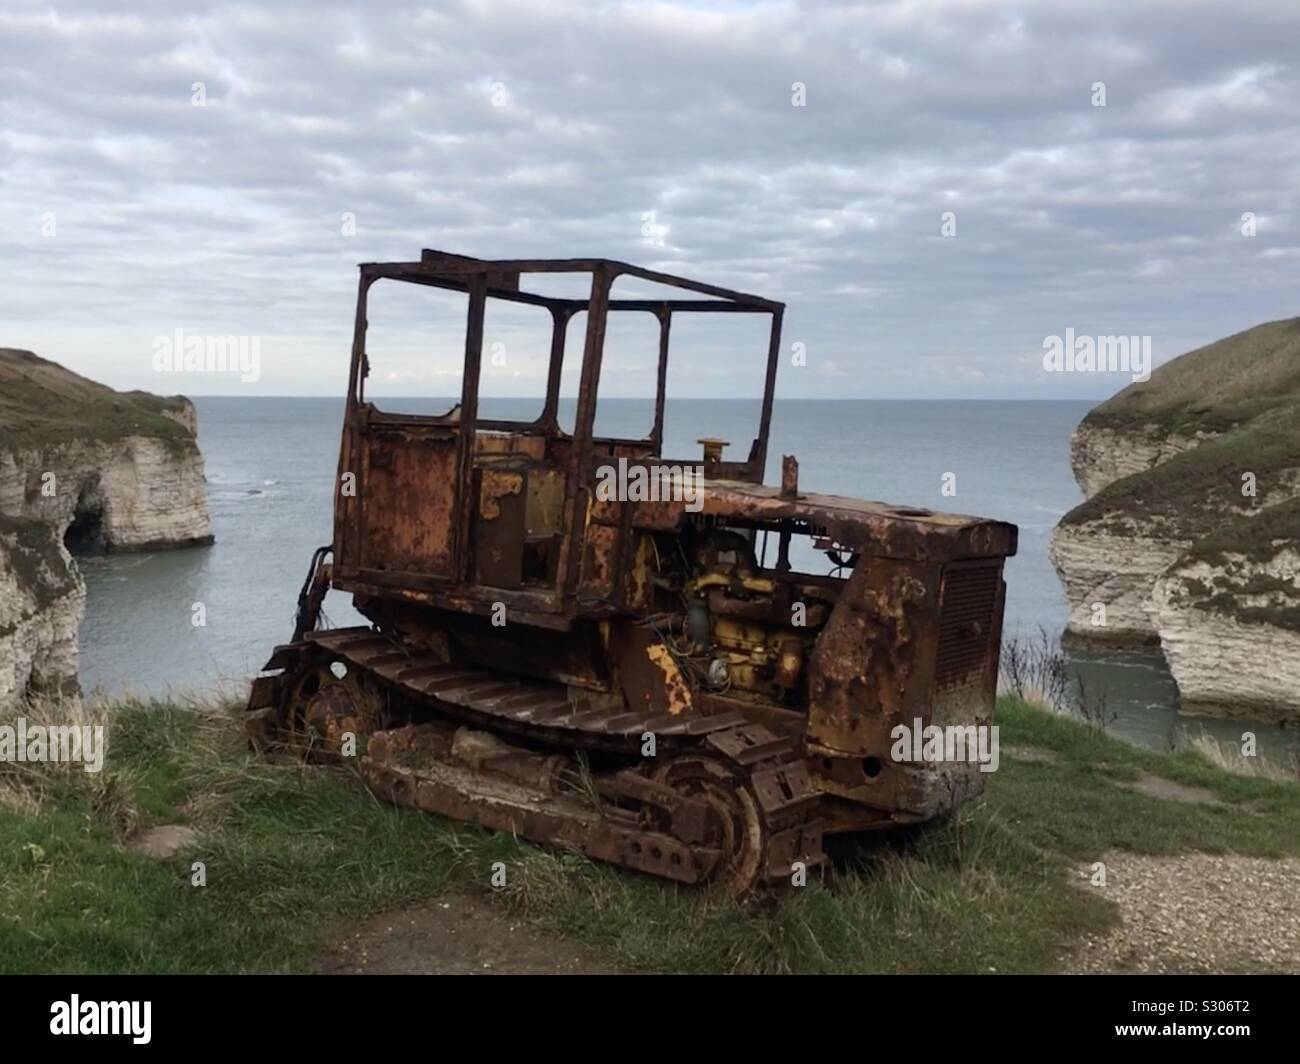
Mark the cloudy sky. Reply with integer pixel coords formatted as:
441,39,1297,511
2,0,1298,400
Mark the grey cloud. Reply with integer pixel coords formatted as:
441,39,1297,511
1,0,1297,398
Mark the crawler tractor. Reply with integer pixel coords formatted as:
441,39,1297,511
246,250,1018,895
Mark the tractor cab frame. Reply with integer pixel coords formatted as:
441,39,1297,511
333,249,783,629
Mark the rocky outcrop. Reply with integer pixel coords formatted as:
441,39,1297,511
0,514,85,708
0,437,211,550
1050,318,1300,720
1151,531,1300,723
0,348,212,709
1067,422,1213,500
1051,524,1190,647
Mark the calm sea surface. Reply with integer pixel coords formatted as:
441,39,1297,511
76,398,1296,760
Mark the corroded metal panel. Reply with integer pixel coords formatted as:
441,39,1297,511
474,465,526,589
806,557,940,756
360,427,458,576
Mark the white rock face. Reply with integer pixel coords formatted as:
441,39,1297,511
1051,318,1300,720
1055,415,1300,720
0,435,211,549
1067,421,1210,498
0,401,211,711
1151,550,1300,721
161,404,199,435
0,519,86,709
1050,521,1188,647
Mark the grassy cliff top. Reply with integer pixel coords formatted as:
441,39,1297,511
1183,494,1300,564
0,348,196,454
1086,317,1300,436
1063,399,1300,533
1063,317,1300,534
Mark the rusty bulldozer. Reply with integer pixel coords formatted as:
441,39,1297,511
246,250,1018,895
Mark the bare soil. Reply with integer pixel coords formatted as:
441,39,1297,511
319,893,615,975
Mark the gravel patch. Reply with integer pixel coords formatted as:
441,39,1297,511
1066,852,1300,973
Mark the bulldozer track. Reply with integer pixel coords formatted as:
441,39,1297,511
251,626,826,892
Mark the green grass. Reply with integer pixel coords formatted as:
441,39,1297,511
0,347,195,456
2,696,1298,974
1085,316,1300,436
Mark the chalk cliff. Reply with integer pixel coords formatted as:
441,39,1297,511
1049,318,1300,721
0,349,212,709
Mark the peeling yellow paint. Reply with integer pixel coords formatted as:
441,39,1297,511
623,533,654,609
647,644,693,716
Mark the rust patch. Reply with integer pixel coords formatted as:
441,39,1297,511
356,429,458,576
580,522,618,595
480,469,524,520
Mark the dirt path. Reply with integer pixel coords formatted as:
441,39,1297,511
320,893,615,975
1066,852,1300,973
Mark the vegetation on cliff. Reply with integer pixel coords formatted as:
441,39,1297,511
0,348,195,457
1077,316,1300,438
1073,405,1298,537
1171,496,1300,632
1057,318,1300,634
0,513,79,614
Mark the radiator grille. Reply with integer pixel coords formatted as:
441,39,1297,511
934,564,1000,688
